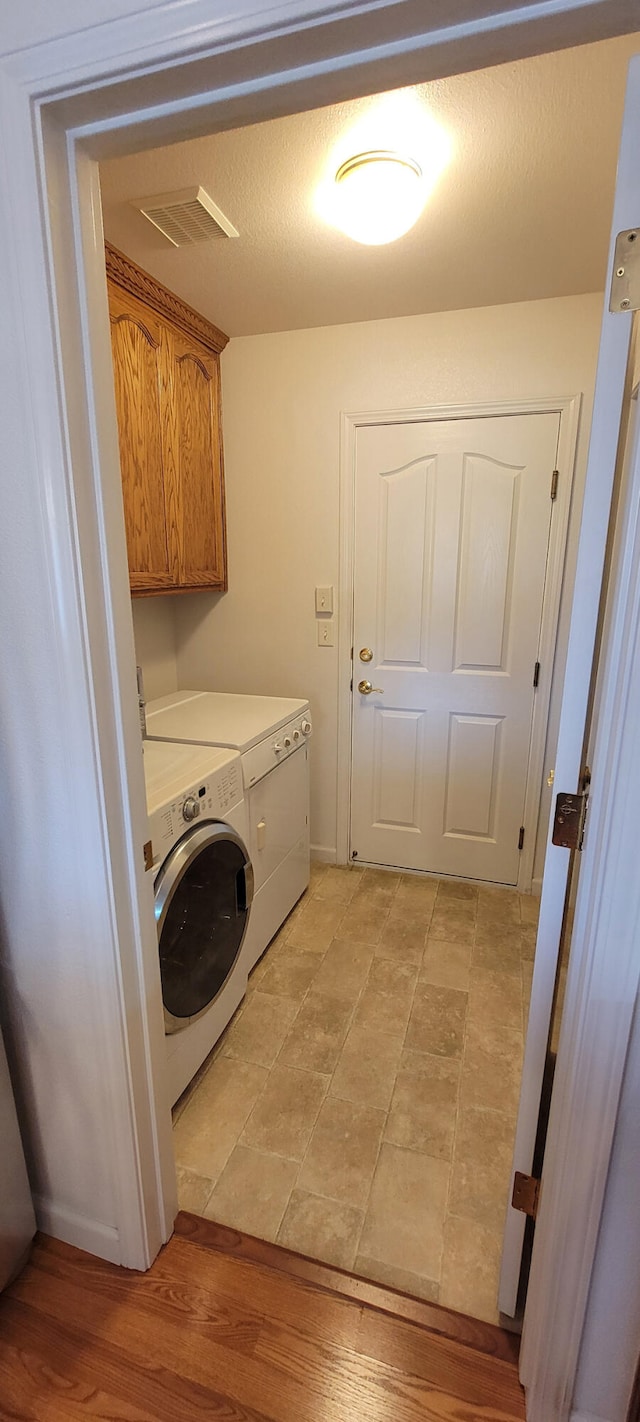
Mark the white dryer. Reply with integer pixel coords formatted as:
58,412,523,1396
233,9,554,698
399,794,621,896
146,692,311,974
143,738,253,1106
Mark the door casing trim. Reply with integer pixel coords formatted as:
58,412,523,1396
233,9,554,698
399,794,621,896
336,395,580,892
1,9,638,1422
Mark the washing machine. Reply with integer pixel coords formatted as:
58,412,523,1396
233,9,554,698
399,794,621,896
143,738,253,1106
146,691,311,974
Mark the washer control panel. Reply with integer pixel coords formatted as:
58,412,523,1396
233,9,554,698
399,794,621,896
154,760,243,850
244,711,312,788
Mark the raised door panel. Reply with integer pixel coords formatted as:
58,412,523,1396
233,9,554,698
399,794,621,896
454,454,521,673
166,329,226,590
377,457,436,669
107,285,177,591
351,439,450,872
444,712,504,840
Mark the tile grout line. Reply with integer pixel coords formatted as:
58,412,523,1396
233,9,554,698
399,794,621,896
440,890,531,1314
343,881,405,1270
264,867,390,1246
349,881,440,1278
434,885,476,1292
273,870,419,1263
257,880,354,1242
277,875,398,1257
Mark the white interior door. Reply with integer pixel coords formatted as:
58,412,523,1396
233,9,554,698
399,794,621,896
350,413,560,882
499,55,640,1331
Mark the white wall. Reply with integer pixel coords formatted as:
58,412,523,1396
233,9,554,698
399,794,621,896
131,597,178,700
175,293,602,877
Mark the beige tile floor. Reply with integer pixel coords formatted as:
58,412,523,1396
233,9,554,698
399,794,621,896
173,864,539,1324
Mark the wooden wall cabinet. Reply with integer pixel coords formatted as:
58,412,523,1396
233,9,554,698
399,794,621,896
106,242,229,596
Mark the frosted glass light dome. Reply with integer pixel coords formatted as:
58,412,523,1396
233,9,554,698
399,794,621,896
333,150,425,245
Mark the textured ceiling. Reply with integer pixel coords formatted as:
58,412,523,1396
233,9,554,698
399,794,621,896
100,33,640,338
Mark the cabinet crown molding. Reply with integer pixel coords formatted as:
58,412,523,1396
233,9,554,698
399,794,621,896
105,242,229,355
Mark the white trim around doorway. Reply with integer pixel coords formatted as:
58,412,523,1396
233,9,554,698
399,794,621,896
0,10,638,1422
336,395,580,891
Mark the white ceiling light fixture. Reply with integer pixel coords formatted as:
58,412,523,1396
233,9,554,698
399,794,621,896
316,89,452,247
333,149,425,245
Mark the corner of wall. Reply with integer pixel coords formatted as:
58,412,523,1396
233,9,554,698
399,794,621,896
130,595,179,700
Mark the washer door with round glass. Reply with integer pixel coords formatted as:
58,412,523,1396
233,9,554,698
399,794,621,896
155,821,254,1034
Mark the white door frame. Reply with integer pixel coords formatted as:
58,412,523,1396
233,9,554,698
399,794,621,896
521,378,640,1419
337,396,580,891
0,6,638,1420
501,61,640,1364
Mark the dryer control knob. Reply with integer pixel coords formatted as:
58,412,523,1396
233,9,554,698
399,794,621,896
283,735,292,749
301,719,312,735
182,796,200,822
274,741,283,753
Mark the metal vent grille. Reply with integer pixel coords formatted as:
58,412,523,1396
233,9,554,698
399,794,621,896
133,186,239,247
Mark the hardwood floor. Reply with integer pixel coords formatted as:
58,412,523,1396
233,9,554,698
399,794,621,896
0,1215,526,1420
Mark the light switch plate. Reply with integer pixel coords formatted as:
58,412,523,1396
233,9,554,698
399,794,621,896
315,585,334,615
317,621,334,646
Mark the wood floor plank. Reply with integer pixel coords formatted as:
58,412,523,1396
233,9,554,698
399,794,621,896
9,1262,372,1422
354,1307,526,1415
255,1319,524,1422
28,1235,263,1358
0,1296,271,1422
176,1211,520,1364
29,1232,363,1367
151,1236,365,1346
0,1230,526,1422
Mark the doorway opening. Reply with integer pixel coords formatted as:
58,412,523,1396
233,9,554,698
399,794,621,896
95,31,637,1340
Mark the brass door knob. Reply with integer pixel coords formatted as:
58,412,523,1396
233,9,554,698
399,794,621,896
359,648,373,662
358,679,384,695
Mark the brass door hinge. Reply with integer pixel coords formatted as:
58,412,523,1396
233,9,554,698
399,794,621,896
143,840,154,871
512,1171,540,1219
533,660,540,688
518,826,525,851
550,469,559,501
552,769,591,852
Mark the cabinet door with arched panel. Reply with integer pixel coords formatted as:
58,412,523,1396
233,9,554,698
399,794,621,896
164,327,227,591
107,284,178,591
106,242,228,596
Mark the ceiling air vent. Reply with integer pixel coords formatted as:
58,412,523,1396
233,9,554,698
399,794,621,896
132,186,239,246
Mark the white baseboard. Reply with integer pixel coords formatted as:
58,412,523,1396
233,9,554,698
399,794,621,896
570,1411,612,1422
34,1194,121,1263
310,844,337,864
531,876,543,898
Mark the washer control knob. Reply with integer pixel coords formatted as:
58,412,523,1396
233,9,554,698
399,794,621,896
283,735,292,749
274,741,283,753
293,729,300,740
301,719,312,735
182,796,200,822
